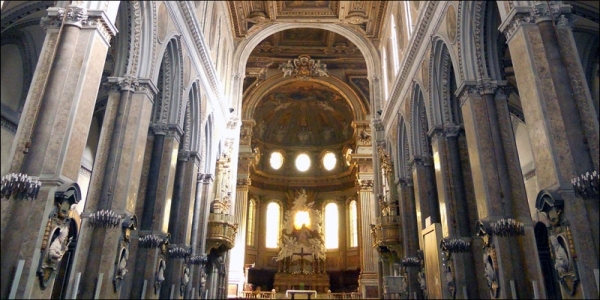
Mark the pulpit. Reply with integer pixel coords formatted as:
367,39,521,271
273,189,330,293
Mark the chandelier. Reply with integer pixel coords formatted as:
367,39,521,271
279,55,329,80
1,173,42,200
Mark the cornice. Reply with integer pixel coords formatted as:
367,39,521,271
383,1,439,125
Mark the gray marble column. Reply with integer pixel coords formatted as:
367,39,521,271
0,4,117,299
397,179,422,299
499,4,599,298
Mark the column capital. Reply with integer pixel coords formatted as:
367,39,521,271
199,173,214,184
236,177,251,188
106,76,139,92
531,2,572,24
444,125,463,138
150,123,169,136
178,150,190,162
427,125,445,140
357,179,374,191
455,80,480,107
409,155,432,168
397,177,414,187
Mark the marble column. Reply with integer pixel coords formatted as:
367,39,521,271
356,178,379,298
227,176,251,296
130,124,181,299
410,155,439,249
161,151,199,299
397,178,422,299
500,4,599,298
190,174,213,299
73,76,156,300
430,125,480,299
457,80,541,299
0,4,116,299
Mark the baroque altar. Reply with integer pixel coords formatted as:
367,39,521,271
273,189,330,293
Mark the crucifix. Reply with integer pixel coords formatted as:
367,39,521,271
292,248,311,274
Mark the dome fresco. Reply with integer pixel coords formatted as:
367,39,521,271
253,81,354,147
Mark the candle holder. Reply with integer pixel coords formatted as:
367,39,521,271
571,171,599,199
168,246,191,259
190,255,208,265
88,209,121,228
139,234,166,249
1,173,42,200
440,238,471,253
490,218,525,237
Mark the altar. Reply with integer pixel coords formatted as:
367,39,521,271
273,189,330,293
285,289,318,300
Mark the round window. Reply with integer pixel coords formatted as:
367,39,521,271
270,151,284,170
295,153,311,172
322,152,337,171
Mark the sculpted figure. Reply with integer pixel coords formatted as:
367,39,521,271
550,236,569,274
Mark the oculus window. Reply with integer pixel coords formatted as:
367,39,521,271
295,153,311,172
322,152,337,171
270,151,284,170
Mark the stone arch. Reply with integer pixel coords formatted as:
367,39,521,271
457,1,505,81
430,36,463,128
185,81,203,153
134,1,156,79
408,83,430,158
242,75,369,122
397,114,411,180
152,37,184,125
202,114,215,175
232,23,381,113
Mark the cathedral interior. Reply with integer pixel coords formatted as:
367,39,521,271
0,1,598,299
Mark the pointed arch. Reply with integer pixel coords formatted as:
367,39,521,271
152,37,184,126
397,115,411,179
430,37,463,127
409,83,430,158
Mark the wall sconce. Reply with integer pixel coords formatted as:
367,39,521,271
440,238,471,253
168,246,191,259
1,173,42,200
139,234,168,249
571,170,599,199
88,209,121,228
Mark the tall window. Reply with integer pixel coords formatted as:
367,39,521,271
349,200,358,247
246,199,256,246
324,203,339,249
266,202,281,248
404,2,413,38
382,49,389,100
390,14,400,75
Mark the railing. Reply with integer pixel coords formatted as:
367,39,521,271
206,213,238,251
239,290,276,299
327,291,362,299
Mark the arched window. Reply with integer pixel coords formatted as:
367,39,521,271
266,202,281,248
324,202,339,249
349,200,358,247
404,2,414,38
246,199,256,246
382,49,389,100
390,14,400,75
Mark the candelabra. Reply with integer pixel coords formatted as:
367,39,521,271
571,170,599,199
88,209,121,228
190,255,208,265
1,173,42,200
139,234,167,249
490,218,525,237
168,246,191,259
440,238,471,253
400,256,421,267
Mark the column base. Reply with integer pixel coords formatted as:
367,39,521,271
358,272,379,298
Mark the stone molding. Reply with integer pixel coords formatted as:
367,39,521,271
410,155,432,169
386,2,439,123
444,125,463,138
40,5,118,45
357,179,374,191
236,178,251,188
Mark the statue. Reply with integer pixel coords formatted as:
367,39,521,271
48,228,69,262
180,267,190,296
155,259,166,294
550,236,569,274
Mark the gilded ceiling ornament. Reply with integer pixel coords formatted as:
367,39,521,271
279,55,329,80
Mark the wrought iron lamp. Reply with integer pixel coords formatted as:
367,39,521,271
440,238,471,253
1,173,42,200
571,170,599,199
88,209,121,228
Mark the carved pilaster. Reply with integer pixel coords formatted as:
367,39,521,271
357,179,374,192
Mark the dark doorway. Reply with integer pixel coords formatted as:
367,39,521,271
534,222,562,299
